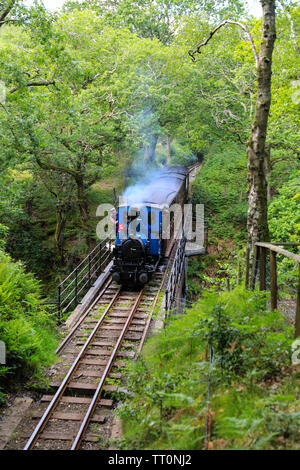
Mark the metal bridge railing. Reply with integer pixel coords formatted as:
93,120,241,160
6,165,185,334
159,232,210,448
164,213,208,316
165,236,187,315
57,236,114,318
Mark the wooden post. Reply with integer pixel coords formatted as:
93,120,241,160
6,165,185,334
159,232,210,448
259,246,266,291
245,248,250,289
295,264,300,338
270,249,277,310
251,245,259,290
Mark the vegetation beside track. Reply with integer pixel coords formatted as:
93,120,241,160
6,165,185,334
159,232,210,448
192,143,248,244
117,287,300,450
188,139,300,302
0,250,58,404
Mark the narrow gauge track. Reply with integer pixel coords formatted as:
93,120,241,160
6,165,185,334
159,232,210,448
23,264,171,450
19,165,201,451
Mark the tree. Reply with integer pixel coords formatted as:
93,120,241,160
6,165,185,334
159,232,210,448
63,0,246,44
190,0,277,271
0,0,17,28
1,11,194,248
0,0,50,30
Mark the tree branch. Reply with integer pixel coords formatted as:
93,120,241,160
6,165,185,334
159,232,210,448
189,20,258,69
9,80,56,94
0,0,16,28
35,154,78,178
90,108,117,126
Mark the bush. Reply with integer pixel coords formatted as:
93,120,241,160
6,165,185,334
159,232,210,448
0,250,58,397
5,214,56,279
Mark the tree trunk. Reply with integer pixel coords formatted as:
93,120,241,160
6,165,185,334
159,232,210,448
76,176,90,225
75,175,94,250
246,0,276,273
55,206,66,262
144,134,158,163
264,142,272,201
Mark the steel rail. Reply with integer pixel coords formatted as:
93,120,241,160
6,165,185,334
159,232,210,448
70,288,145,450
55,278,113,355
24,286,121,450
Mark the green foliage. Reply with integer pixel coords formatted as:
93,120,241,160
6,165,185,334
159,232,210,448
267,171,300,296
0,224,9,251
0,0,298,451
192,143,248,242
268,171,300,243
0,1,299,290
63,0,246,45
0,250,58,398
118,287,297,449
0,171,56,278
6,213,56,276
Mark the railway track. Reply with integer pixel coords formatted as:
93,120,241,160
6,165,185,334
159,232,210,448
22,262,171,450
5,165,201,451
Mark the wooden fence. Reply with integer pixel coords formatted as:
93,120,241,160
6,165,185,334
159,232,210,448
254,242,300,338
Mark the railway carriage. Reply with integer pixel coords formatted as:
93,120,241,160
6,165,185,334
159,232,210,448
110,166,189,285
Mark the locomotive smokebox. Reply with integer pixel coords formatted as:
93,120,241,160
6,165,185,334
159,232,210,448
122,238,145,260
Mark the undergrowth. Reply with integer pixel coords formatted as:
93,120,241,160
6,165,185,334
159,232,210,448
116,287,299,450
0,250,58,403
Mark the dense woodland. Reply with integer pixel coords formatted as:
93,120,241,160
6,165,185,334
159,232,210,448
0,0,299,450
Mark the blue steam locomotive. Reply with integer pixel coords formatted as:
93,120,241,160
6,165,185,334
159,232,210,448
110,166,189,285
